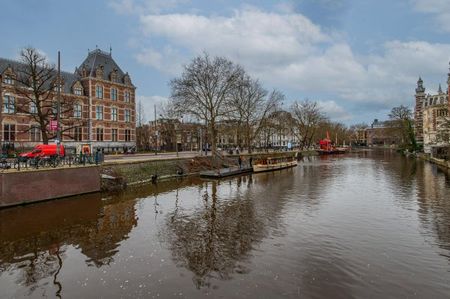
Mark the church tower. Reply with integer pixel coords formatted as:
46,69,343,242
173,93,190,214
448,62,450,114
415,77,425,145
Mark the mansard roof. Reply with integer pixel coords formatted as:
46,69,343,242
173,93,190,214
0,57,80,94
78,49,133,86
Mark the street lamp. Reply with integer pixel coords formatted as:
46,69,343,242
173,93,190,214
56,51,61,158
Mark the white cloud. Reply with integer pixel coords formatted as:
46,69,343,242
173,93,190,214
109,0,188,15
129,6,450,121
137,95,169,123
135,46,184,75
318,100,352,121
412,0,450,32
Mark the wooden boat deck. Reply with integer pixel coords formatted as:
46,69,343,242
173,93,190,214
200,166,253,178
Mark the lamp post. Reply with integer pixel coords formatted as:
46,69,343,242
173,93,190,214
56,51,61,157
0,74,3,154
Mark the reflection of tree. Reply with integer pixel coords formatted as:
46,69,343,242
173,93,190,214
0,193,138,293
0,176,204,295
163,181,265,288
162,167,316,289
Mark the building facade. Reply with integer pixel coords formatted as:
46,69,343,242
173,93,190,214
0,49,136,153
414,65,450,154
366,119,402,146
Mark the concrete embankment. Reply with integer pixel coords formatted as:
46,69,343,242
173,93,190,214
101,151,307,187
0,151,309,208
418,153,450,172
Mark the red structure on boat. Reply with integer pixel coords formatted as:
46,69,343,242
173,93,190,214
318,132,348,155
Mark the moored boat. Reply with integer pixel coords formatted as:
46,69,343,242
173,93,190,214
252,156,298,173
317,132,349,155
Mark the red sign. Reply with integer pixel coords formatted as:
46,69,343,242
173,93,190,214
49,120,58,131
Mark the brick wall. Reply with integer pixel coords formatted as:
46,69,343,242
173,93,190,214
0,166,101,208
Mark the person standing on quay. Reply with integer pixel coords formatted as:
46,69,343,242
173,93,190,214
238,156,242,169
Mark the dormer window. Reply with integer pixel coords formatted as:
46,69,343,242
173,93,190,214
96,65,104,79
74,87,83,96
54,85,63,93
123,73,131,85
110,69,118,83
3,76,14,85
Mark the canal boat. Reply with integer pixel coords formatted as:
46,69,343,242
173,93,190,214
252,156,298,173
317,132,349,155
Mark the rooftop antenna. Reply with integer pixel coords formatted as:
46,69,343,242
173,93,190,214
110,45,112,56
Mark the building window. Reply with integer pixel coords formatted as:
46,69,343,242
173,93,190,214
3,76,13,85
111,88,118,101
125,109,130,122
3,95,15,114
52,102,61,118
125,129,131,142
54,84,62,93
3,124,15,141
74,103,82,118
112,128,118,142
96,128,104,141
96,85,103,99
124,91,130,103
96,105,103,120
74,127,82,141
30,102,37,114
111,107,118,121
30,125,41,142
74,87,83,96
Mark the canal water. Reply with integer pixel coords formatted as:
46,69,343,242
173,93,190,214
1,150,450,298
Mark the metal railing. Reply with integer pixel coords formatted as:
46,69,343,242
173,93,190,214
0,154,104,172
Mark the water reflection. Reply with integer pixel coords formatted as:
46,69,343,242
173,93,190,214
161,174,294,289
1,151,450,298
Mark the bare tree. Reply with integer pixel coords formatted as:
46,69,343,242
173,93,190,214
291,100,326,150
388,105,417,151
229,73,282,152
136,100,146,127
169,53,243,154
13,47,82,144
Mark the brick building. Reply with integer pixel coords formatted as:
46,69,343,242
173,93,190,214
0,49,136,154
414,64,450,154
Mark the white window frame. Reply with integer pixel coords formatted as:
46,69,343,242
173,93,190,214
30,102,37,114
111,107,118,121
96,85,103,99
96,105,103,120
74,103,82,118
111,88,118,101
125,109,130,122
74,87,83,96
3,95,15,114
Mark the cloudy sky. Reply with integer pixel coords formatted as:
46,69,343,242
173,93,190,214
1,0,450,124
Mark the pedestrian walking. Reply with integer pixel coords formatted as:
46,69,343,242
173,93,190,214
238,156,242,169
